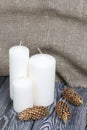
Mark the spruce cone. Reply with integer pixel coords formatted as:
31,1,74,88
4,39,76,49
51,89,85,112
18,106,49,121
55,101,71,122
62,87,83,106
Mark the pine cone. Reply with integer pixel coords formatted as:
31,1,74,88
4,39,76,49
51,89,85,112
55,101,71,122
62,87,83,106
18,106,49,121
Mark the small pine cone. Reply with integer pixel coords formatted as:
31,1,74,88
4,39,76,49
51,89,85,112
62,87,83,106
55,101,71,122
18,106,49,121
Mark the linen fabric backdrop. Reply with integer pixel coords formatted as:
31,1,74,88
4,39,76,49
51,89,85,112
0,0,87,87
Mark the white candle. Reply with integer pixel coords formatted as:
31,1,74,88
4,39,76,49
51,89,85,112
29,54,56,106
13,78,33,113
9,44,29,99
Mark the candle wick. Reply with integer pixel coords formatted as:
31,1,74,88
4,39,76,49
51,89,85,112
20,41,22,46
37,48,43,54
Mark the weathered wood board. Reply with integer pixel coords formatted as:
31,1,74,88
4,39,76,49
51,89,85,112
0,77,87,130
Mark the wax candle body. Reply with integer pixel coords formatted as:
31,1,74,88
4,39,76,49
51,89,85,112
13,78,33,113
9,45,29,99
29,54,56,106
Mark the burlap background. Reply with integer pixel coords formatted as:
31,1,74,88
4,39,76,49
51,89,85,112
0,0,87,87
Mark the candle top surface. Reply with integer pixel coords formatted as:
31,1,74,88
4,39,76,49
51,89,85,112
29,54,56,67
9,45,29,55
13,78,32,87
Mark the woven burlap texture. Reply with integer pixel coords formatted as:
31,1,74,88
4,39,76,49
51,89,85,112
0,0,87,87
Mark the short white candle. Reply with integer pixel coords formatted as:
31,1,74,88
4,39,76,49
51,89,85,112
9,44,29,99
29,54,56,106
13,78,33,113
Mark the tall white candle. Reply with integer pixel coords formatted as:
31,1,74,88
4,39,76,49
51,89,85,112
13,78,33,113
9,45,29,99
29,54,56,106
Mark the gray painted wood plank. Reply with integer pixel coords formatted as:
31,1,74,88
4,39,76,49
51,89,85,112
0,77,10,116
0,77,87,130
0,77,7,89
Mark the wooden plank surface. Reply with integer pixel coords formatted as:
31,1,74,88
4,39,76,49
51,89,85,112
0,76,87,130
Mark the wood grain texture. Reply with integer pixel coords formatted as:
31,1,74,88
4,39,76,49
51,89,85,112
0,76,87,130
